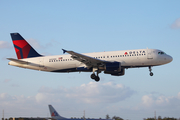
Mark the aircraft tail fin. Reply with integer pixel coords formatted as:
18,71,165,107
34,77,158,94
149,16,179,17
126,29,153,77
48,105,66,119
10,33,42,59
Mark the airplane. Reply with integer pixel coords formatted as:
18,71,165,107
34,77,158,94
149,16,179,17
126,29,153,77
48,105,110,120
8,33,173,82
49,105,67,120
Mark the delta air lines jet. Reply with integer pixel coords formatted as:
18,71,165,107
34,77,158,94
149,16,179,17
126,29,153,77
8,33,173,82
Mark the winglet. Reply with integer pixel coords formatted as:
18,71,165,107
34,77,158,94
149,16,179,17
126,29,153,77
62,49,67,54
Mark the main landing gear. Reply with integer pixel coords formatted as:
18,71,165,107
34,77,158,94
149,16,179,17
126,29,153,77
91,73,100,82
149,66,153,76
91,68,100,82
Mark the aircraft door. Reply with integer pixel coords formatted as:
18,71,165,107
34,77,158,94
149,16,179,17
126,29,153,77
147,49,153,59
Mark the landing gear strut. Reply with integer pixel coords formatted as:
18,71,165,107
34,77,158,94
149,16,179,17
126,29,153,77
91,68,100,82
149,66,153,76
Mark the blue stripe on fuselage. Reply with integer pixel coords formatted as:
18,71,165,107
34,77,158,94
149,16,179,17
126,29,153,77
51,67,92,72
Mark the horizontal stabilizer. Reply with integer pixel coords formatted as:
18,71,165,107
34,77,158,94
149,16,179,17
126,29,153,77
7,58,29,64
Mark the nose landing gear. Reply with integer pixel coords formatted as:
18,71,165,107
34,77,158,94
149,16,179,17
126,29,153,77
149,66,153,76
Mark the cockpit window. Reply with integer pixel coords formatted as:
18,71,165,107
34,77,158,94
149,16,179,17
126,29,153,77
158,52,166,55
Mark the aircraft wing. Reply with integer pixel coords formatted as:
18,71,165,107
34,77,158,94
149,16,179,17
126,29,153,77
62,49,106,67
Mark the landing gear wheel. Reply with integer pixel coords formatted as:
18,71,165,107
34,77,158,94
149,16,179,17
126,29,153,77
91,73,96,79
90,68,101,82
150,72,153,76
148,66,154,76
95,76,100,82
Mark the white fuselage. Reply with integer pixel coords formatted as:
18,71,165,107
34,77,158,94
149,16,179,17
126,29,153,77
8,49,173,73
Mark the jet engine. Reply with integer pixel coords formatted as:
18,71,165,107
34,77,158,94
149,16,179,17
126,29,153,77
104,68,125,76
101,62,125,76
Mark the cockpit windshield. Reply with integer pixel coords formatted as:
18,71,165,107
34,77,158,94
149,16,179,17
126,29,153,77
158,51,166,55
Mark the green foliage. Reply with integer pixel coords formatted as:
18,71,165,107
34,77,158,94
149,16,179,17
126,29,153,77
106,115,110,119
145,117,177,120
146,118,155,120
112,116,123,120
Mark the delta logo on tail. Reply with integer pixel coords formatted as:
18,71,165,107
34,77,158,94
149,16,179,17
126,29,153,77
51,111,58,117
10,33,41,59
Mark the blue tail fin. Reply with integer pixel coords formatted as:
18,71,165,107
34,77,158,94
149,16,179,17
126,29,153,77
10,33,42,59
48,105,67,119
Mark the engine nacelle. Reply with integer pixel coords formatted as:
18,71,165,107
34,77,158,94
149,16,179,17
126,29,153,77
105,62,121,72
104,68,125,76
99,62,125,76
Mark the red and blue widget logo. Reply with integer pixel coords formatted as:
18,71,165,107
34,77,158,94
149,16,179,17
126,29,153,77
11,33,41,59
52,111,58,116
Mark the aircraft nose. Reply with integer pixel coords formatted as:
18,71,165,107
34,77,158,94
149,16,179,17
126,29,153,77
167,55,173,63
